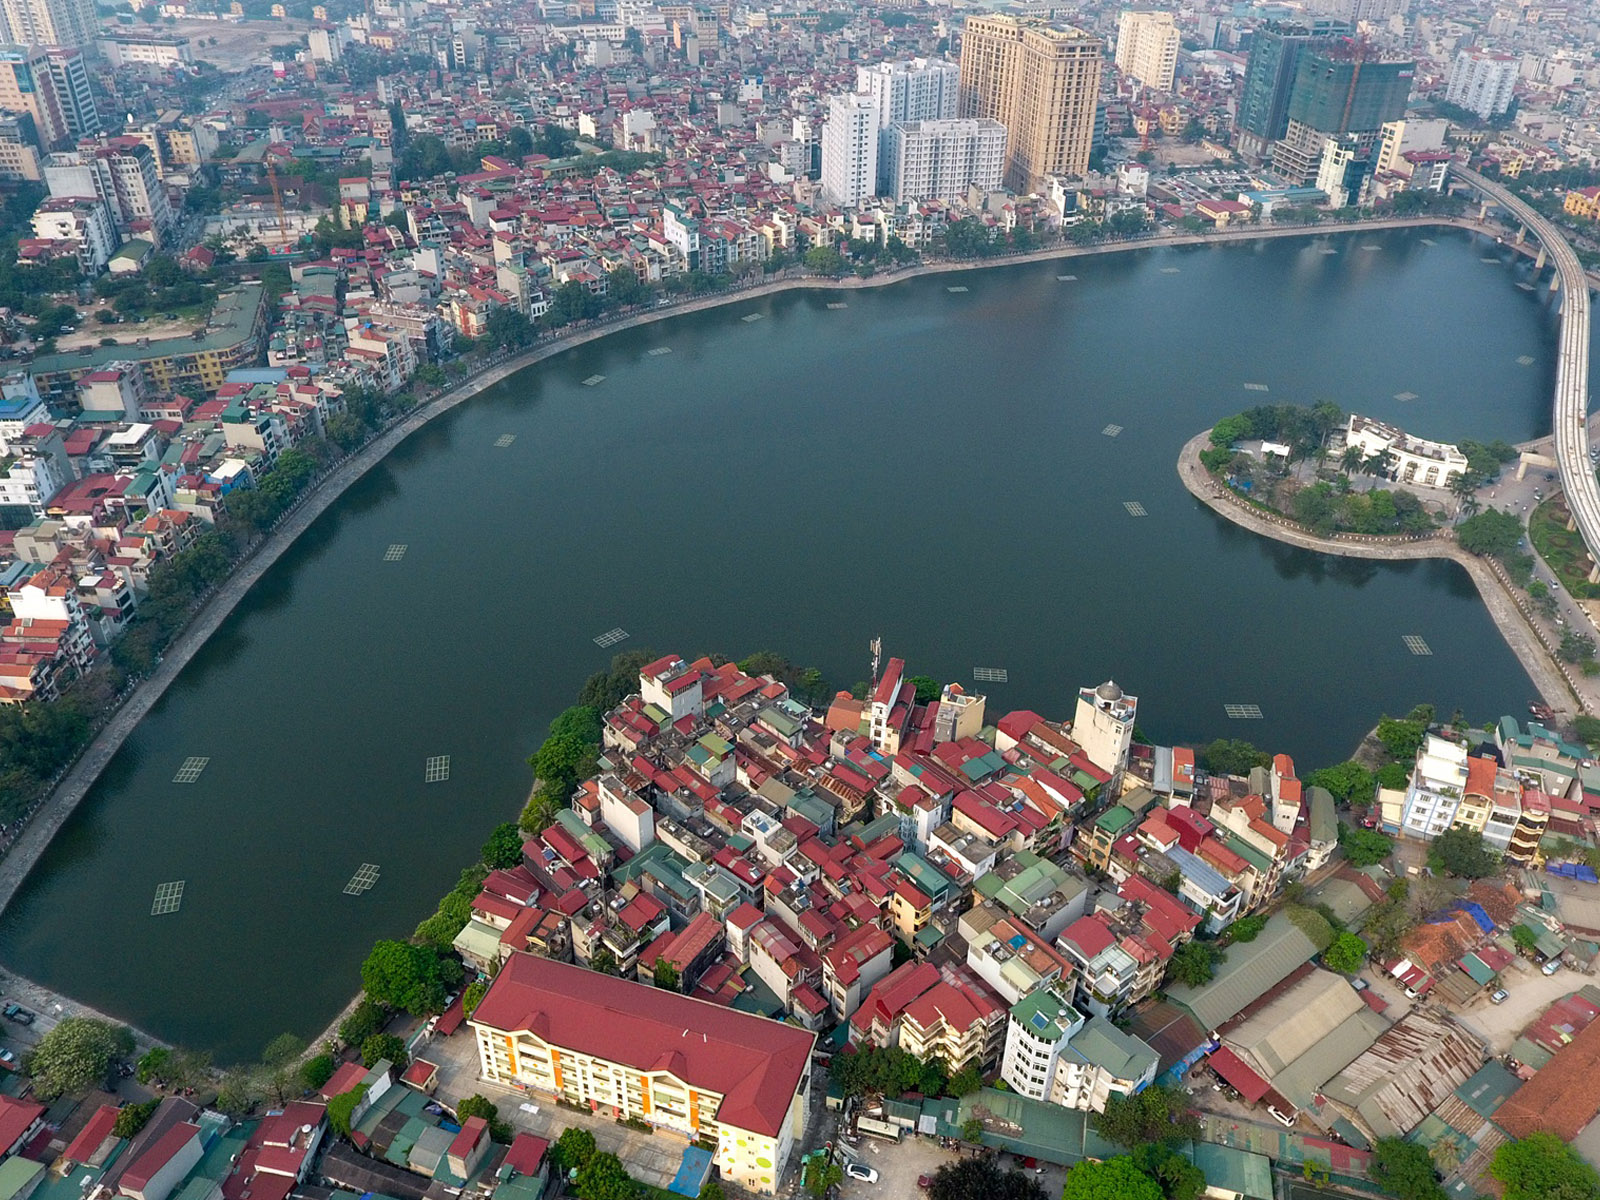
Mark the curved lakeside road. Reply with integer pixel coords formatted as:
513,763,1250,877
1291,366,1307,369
0,212,1524,1025
1176,431,1595,717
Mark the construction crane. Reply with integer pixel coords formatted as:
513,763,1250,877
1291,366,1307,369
265,158,289,248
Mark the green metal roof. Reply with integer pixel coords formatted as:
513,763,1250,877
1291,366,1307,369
1183,1142,1273,1200
30,284,263,375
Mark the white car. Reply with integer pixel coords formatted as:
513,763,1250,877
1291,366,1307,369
845,1164,878,1184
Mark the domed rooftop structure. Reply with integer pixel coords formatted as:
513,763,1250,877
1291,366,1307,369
1095,680,1123,702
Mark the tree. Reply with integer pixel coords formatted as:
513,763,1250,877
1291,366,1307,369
462,979,488,1019
1093,1085,1200,1150
947,1065,983,1096
1062,1157,1162,1200
1371,1137,1448,1200
1323,931,1367,973
801,1158,843,1198
590,947,619,976
654,960,681,991
1430,827,1500,878
1376,712,1431,761
1132,1145,1205,1200
360,940,464,1015
215,1067,261,1118
927,1154,1046,1200
1338,823,1394,867
361,1032,409,1069
456,1094,514,1143
1198,739,1270,776
907,675,942,703
327,1084,368,1136
1456,508,1523,557
262,1032,305,1068
960,1117,985,1144
698,1180,724,1200
553,1127,597,1173
1512,924,1540,953
482,821,524,869
300,1053,336,1090
1574,715,1600,747
574,1151,640,1200
1167,941,1222,988
1491,1132,1600,1200
1305,761,1375,806
113,1098,160,1138
803,246,844,275
26,1017,134,1099
339,999,387,1048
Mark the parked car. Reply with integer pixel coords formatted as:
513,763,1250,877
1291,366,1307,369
2,1005,35,1025
845,1164,878,1184
0,1049,18,1069
1543,959,1562,976
1491,988,1509,1005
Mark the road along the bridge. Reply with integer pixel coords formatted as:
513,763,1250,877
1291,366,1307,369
1455,166,1600,578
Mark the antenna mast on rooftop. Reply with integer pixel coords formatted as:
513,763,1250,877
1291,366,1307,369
870,637,882,691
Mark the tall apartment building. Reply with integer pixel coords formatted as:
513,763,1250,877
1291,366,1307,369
0,45,64,147
0,0,96,49
958,14,1104,192
1374,117,1447,174
1232,21,1347,163
1270,49,1414,184
44,136,174,244
857,57,958,189
883,118,1006,202
1445,49,1517,120
1115,11,1179,92
819,91,879,207
42,46,93,139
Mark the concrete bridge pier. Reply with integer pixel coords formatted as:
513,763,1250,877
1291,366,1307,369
1480,201,1492,222
1536,245,1547,270
1552,271,1562,293
1517,224,1528,245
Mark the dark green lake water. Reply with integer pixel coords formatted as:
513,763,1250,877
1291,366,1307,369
0,226,1571,1060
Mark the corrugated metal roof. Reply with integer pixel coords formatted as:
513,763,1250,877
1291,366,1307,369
1167,914,1321,1032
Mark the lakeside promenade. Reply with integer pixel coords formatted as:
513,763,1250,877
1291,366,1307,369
1176,430,1596,717
0,213,1521,1042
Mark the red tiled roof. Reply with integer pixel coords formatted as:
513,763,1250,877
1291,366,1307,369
1208,1046,1271,1103
472,954,815,1136
0,1097,43,1155
119,1122,200,1191
61,1104,118,1165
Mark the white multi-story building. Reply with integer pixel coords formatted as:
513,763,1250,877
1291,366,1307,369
1343,414,1468,489
883,119,1006,203
1115,11,1179,92
1399,734,1469,840
44,138,175,245
820,91,880,207
857,58,959,188
1375,118,1449,175
42,47,95,140
1446,50,1518,121
30,195,114,274
1001,986,1159,1111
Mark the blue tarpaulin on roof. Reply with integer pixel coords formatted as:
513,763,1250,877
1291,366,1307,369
1429,901,1493,934
1547,862,1599,883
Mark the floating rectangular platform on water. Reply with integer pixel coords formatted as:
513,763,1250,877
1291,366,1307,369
151,881,185,915
495,434,516,447
383,544,407,561
1224,704,1263,719
594,627,629,648
581,375,606,386
1103,424,1123,437
1517,355,1535,366
827,302,848,309
1403,635,1433,656
1361,244,1381,251
1481,256,1501,264
1420,238,1436,246
1057,274,1077,281
344,863,381,895
425,755,451,783
973,667,1008,683
1243,383,1269,392
173,757,209,784
946,286,969,293
1159,267,1180,274
1124,501,1148,517
741,313,764,322
1394,392,1418,402
647,347,673,356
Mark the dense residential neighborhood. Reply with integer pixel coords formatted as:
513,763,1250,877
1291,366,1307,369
0,0,1594,1199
